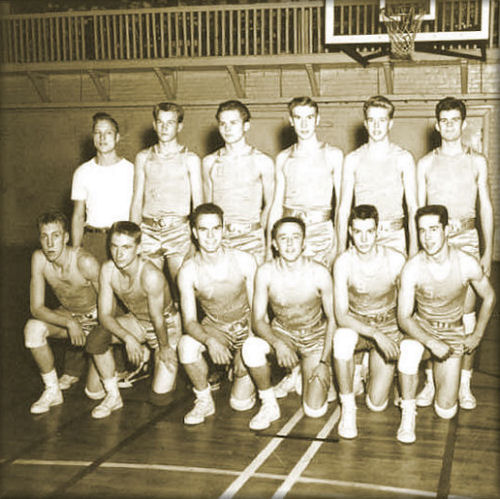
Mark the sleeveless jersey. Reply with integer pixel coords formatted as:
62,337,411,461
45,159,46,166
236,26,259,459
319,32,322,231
44,247,97,314
425,149,477,220
142,145,192,218
192,248,250,324
113,258,172,322
283,143,333,211
353,143,405,221
211,147,263,224
415,248,468,323
347,245,398,317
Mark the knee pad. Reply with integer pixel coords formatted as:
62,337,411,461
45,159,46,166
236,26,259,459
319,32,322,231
434,401,457,419
177,334,205,364
365,393,388,412
241,337,271,368
333,328,358,360
24,319,49,348
398,339,425,375
303,401,328,418
152,356,178,394
230,394,256,412
86,326,112,355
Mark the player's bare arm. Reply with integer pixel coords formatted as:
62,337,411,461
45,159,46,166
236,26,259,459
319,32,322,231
336,154,355,253
401,152,419,255
76,249,100,293
266,152,287,251
129,150,147,224
252,264,298,368
461,252,496,353
30,251,86,346
475,155,494,275
178,260,232,364
71,199,86,247
186,153,204,207
416,155,432,207
258,153,275,231
99,262,143,365
201,154,216,202
327,145,344,215
398,260,451,360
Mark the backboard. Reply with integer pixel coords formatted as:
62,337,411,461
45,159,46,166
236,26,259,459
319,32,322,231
325,0,491,45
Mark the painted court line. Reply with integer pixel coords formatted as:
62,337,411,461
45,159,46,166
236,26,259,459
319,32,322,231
272,406,340,499
12,458,437,496
219,408,304,499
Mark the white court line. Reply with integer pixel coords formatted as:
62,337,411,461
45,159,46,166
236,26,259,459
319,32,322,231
219,408,304,499
12,458,437,496
272,406,340,499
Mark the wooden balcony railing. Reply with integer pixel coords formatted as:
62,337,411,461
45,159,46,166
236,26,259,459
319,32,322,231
1,0,498,65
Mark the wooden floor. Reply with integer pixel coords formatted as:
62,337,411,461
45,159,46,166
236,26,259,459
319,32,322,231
1,246,499,499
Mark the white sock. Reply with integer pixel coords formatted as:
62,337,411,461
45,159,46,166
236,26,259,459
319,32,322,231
354,364,363,378
461,369,472,388
259,387,277,404
340,392,355,407
41,369,59,389
424,368,434,385
401,399,416,411
103,377,120,397
463,312,476,335
193,386,211,400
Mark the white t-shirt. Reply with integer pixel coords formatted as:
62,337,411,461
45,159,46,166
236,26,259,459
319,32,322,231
71,157,134,228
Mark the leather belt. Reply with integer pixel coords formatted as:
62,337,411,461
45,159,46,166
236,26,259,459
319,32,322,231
84,225,109,234
225,221,261,232
449,217,476,233
142,215,188,228
417,315,462,329
283,207,332,224
378,218,404,231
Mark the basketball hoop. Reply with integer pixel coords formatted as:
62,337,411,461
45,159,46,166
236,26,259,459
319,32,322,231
381,6,424,60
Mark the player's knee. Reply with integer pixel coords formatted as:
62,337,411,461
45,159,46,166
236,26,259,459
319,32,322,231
365,393,388,412
24,319,49,349
86,326,112,355
241,337,271,368
398,339,424,375
434,401,457,419
303,400,328,418
333,328,358,360
177,334,204,364
152,356,178,394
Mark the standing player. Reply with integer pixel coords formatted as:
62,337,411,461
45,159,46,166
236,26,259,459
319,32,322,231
177,203,257,425
336,95,418,256
269,96,343,269
241,217,335,430
130,102,203,282
86,222,181,419
416,97,494,410
24,212,100,414
202,100,275,265
396,205,495,443
333,205,405,439
69,112,134,393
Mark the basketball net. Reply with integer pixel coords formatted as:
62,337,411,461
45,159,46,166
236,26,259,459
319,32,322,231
380,6,424,60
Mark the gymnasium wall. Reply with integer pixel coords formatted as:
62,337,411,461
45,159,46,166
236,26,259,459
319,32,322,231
1,61,499,258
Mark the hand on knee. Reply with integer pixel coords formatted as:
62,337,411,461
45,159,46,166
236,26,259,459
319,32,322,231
333,328,358,360
398,339,424,376
242,337,270,368
24,319,49,349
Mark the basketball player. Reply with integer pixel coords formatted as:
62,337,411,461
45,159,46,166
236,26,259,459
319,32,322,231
333,205,405,439
242,217,335,430
337,95,418,256
86,221,182,419
130,102,203,282
24,211,100,414
416,96,494,410
396,205,495,444
202,100,275,265
267,96,343,399
71,111,134,396
177,203,257,425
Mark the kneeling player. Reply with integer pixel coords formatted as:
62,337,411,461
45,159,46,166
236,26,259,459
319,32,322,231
242,217,335,430
333,205,406,439
177,203,258,424
397,205,495,443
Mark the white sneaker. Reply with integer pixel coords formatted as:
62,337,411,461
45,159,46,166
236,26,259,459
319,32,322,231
416,381,435,407
274,370,298,399
397,404,417,444
58,374,79,390
249,401,280,431
459,384,477,410
338,404,357,439
117,347,151,389
184,396,215,425
91,393,123,419
30,387,63,414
